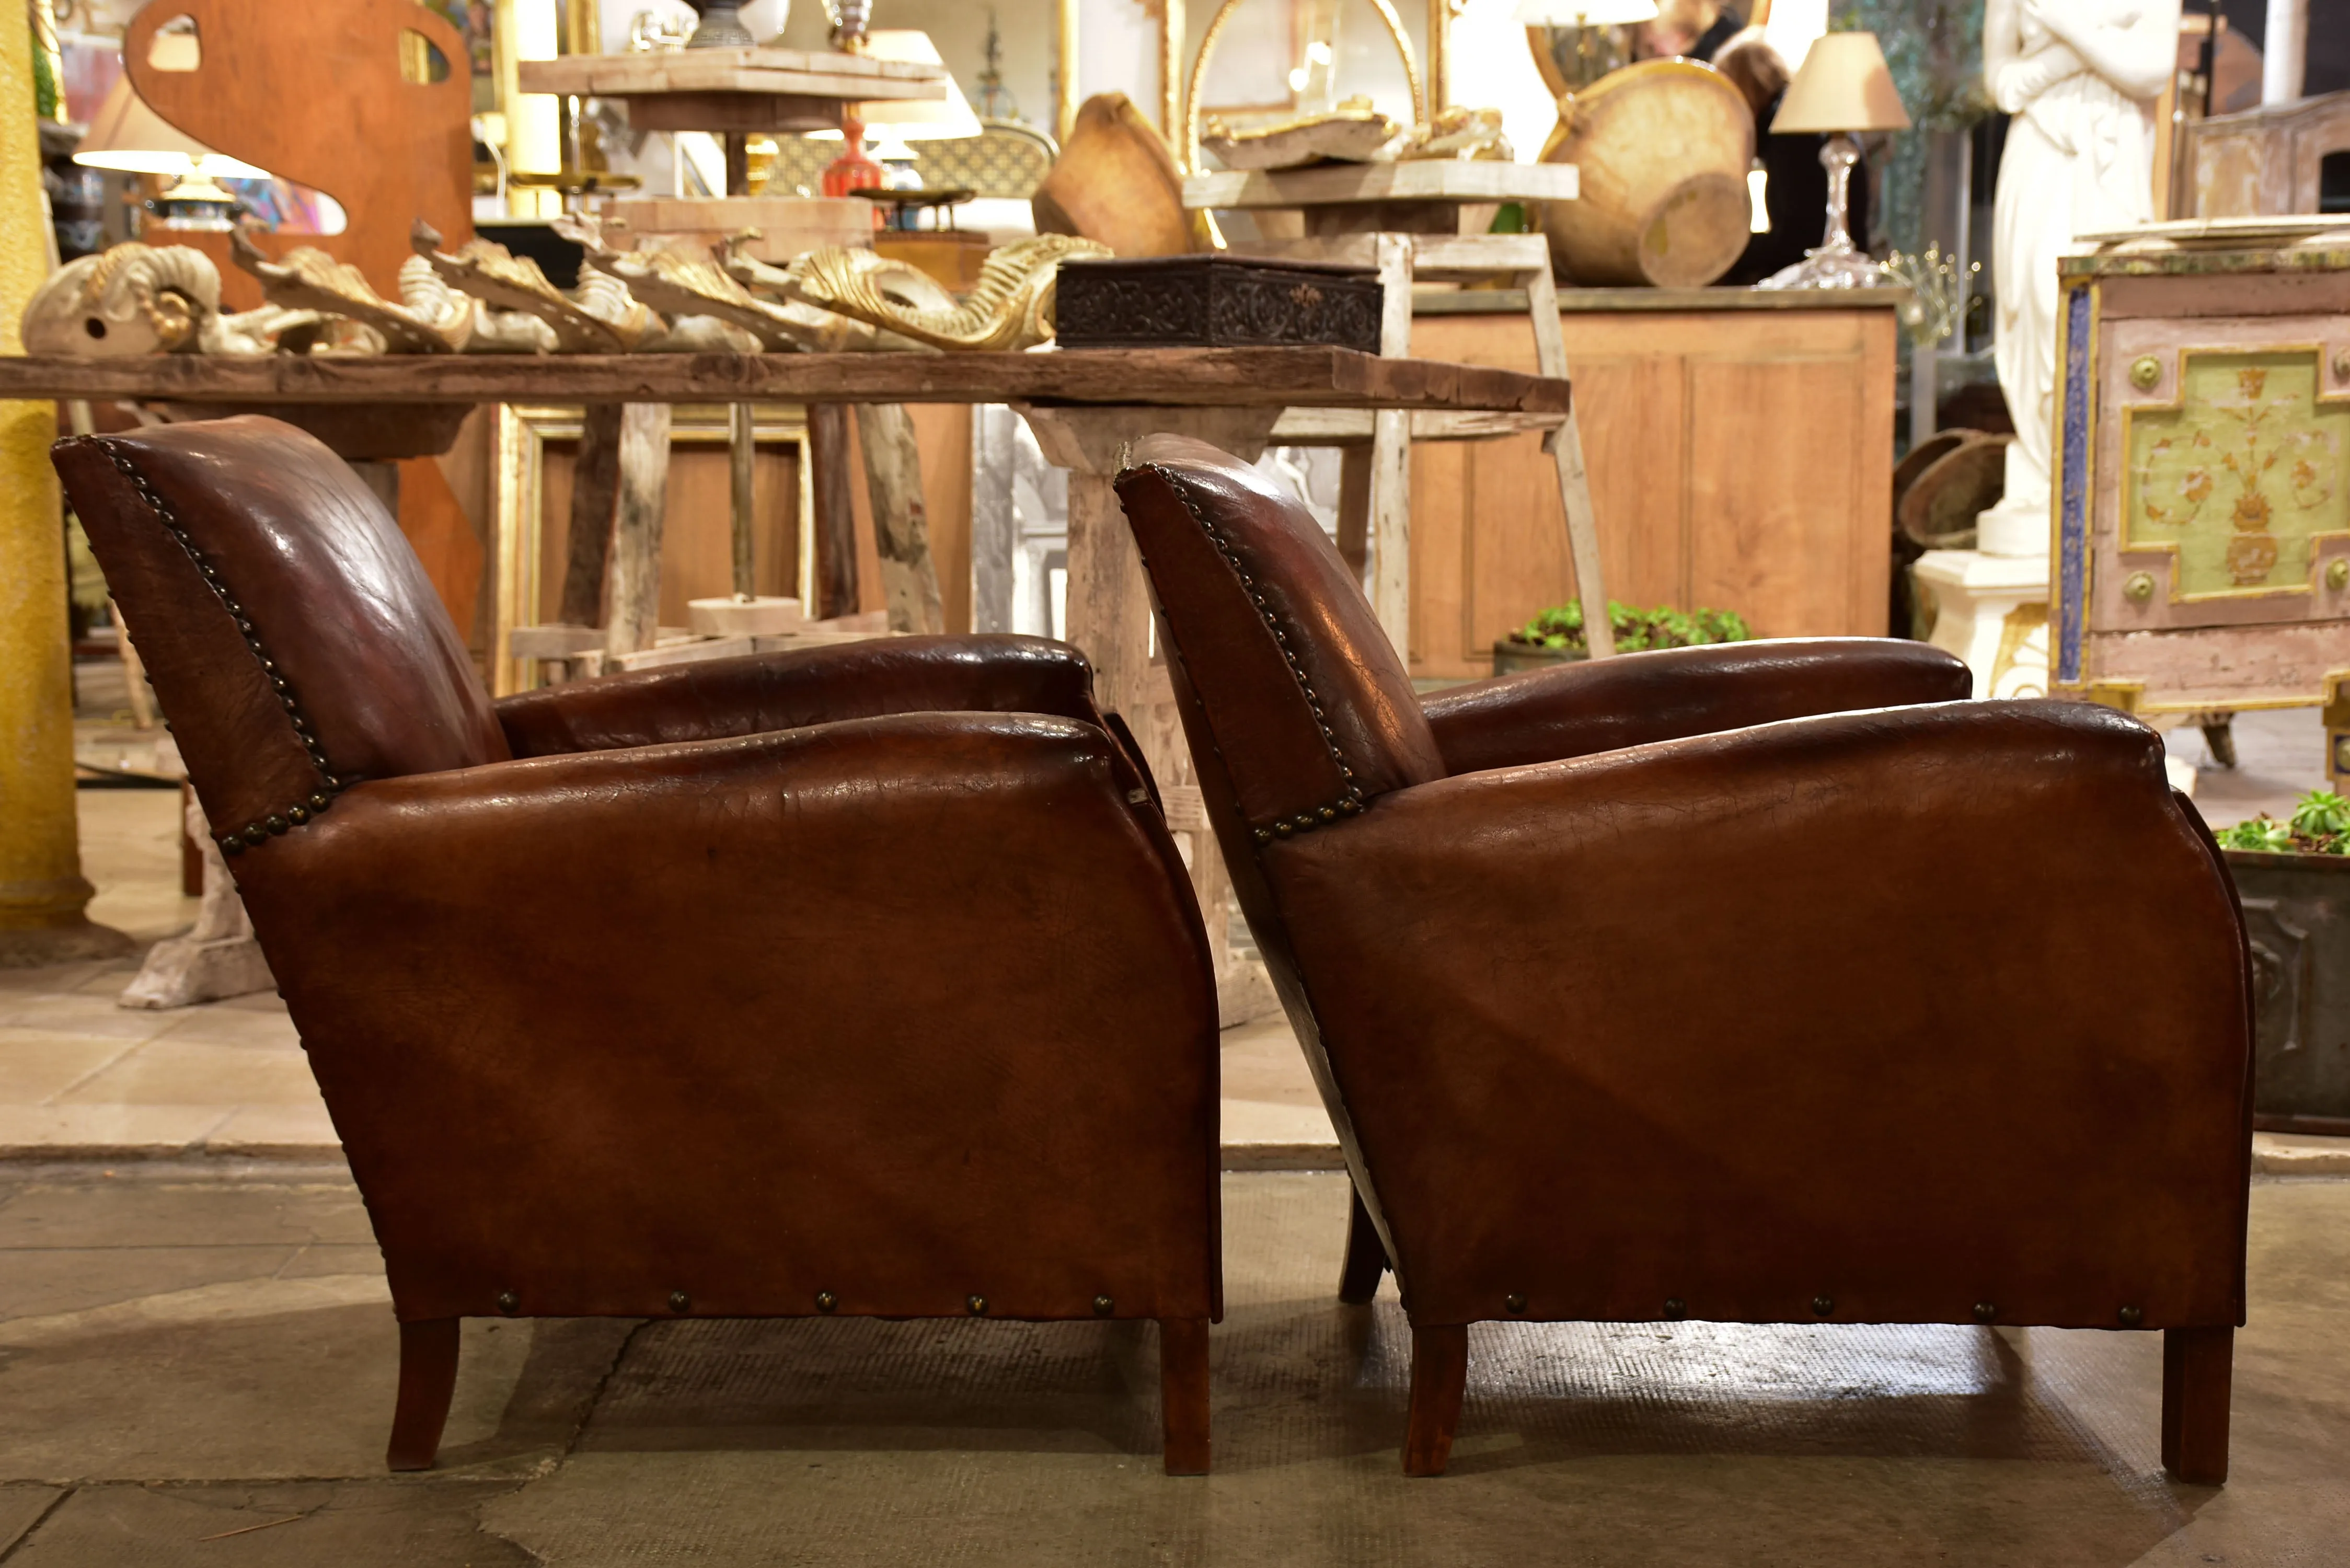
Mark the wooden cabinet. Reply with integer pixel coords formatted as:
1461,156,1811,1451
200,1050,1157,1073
2051,234,2350,789
1403,290,1900,680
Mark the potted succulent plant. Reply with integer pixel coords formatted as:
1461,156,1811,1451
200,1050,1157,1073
1494,600,1751,676
2214,790,2350,1136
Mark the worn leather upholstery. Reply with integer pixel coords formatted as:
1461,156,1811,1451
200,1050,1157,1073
1115,434,2253,1474
1419,637,1972,774
57,416,1222,1471
495,635,1104,755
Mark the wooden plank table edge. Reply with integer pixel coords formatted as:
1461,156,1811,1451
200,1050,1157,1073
0,348,1572,413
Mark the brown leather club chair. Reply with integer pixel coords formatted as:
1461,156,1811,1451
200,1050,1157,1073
55,416,1222,1475
1114,436,2253,1483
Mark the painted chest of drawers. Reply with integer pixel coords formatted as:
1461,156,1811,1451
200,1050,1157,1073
2052,222,2350,788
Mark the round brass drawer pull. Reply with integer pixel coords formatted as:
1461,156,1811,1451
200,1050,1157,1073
2124,571,2157,603
2327,559,2349,591
2130,355,2163,391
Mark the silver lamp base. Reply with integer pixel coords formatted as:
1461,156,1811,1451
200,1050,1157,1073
1756,132,1886,291
1760,242,1890,290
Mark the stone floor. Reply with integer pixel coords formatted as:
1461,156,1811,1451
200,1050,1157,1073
0,1164,2345,1564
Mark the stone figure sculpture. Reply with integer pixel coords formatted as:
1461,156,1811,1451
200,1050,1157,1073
1978,0,2180,557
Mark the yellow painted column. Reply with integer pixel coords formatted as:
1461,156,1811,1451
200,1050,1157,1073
0,20,125,965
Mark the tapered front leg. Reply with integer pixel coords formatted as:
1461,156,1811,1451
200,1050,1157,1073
385,1318,460,1472
1159,1317,1211,1475
1404,1323,1468,1477
1338,1186,1388,1305
2162,1325,2233,1485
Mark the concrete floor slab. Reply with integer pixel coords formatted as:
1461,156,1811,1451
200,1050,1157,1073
2,1481,535,1566
0,1166,2345,1562
0,1171,373,1249
0,1487,65,1553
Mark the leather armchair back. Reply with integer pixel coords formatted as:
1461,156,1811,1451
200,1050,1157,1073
1113,435,1446,839
54,417,510,851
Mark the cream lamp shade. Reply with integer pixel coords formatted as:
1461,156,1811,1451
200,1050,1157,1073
72,36,271,180
1511,0,1658,22
1769,30,1911,133
808,30,982,143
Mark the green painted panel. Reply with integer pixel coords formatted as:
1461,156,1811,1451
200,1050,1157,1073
2125,350,2350,598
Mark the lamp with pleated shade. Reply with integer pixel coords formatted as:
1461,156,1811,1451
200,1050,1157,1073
1759,30,1909,289
73,33,270,232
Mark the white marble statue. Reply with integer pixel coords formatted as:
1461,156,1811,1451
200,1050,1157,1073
1978,0,2179,558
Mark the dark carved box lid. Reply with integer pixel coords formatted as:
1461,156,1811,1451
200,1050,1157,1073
1055,255,1385,354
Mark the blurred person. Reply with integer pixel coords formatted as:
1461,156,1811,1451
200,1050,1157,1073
1642,0,1742,62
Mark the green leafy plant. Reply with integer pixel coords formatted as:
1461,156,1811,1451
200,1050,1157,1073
2290,789,2350,840
2218,790,2349,855
1508,601,1750,655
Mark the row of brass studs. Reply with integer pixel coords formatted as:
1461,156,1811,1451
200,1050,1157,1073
494,1289,1123,1317
1139,465,1366,845
101,442,343,857
1498,1295,2147,1325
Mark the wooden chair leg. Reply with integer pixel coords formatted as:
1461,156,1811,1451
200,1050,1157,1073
1404,1322,1468,1477
385,1318,460,1473
1159,1317,1211,1475
2162,1325,2233,1485
1338,1185,1387,1305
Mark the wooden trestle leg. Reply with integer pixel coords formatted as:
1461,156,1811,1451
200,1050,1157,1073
385,1318,460,1472
2161,1325,2233,1485
1404,1323,1468,1477
1159,1317,1212,1475
1338,1186,1388,1305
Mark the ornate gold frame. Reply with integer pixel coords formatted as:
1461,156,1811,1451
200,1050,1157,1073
491,402,815,696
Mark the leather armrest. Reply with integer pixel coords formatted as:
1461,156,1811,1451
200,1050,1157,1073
492,633,1101,757
1418,638,1970,775
1269,699,2251,1330
233,710,1220,1323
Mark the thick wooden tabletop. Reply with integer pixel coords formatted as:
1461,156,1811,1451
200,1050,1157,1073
519,48,946,102
0,347,1572,413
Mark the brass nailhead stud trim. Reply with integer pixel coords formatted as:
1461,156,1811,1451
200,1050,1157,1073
2118,1305,2143,1328
967,1294,988,1316
2129,355,2162,391
1812,1296,1835,1318
1973,1302,1997,1323
669,1290,691,1313
99,440,341,849
815,1290,837,1313
496,1290,519,1315
1664,1298,1687,1320
2327,559,2348,591
1093,1295,1114,1316
1504,1293,1528,1315
1142,463,1369,841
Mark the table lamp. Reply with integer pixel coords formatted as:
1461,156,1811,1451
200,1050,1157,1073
814,31,981,199
1514,0,1658,92
74,36,271,232
1758,30,1909,290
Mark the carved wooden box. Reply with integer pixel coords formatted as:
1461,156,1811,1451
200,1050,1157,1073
2052,225,2350,789
1054,256,1383,353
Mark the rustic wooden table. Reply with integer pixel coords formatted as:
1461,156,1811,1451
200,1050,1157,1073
5,346,1572,1019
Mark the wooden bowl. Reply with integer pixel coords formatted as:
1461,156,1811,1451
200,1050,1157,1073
1539,59,1755,289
